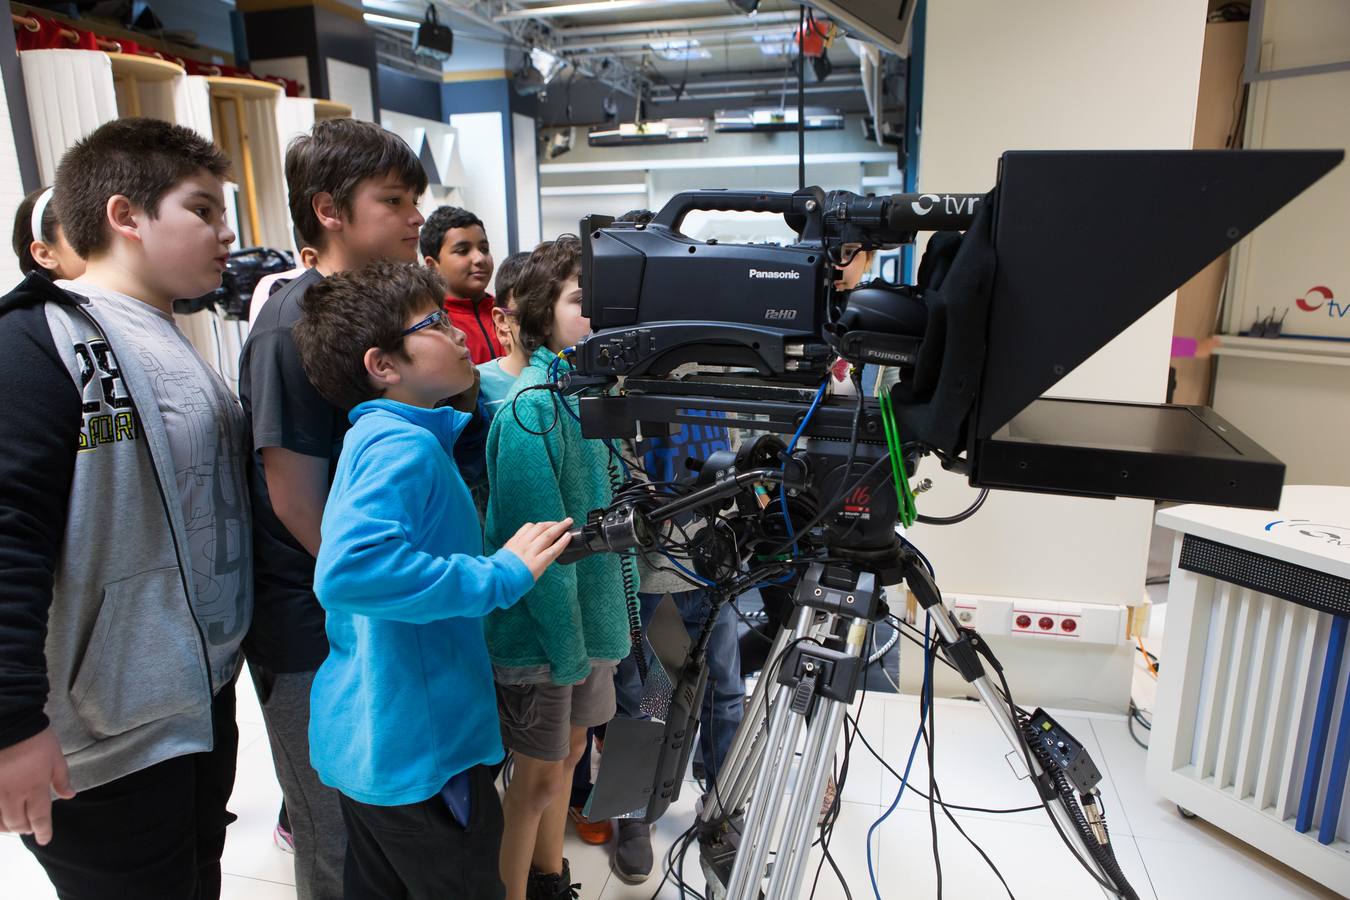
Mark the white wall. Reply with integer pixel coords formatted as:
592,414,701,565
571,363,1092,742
900,0,1210,711
512,112,541,250
1211,1,1350,487
448,112,510,266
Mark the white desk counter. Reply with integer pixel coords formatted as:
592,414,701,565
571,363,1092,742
1149,485,1350,895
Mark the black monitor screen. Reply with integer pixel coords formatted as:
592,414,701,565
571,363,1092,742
1002,401,1239,458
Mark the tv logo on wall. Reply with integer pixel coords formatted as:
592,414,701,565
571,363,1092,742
1295,285,1346,319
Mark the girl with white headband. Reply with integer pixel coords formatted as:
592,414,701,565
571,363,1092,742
11,186,85,281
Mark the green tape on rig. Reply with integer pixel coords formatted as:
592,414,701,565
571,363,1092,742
878,389,918,528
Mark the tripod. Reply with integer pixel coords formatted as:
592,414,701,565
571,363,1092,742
695,551,1126,900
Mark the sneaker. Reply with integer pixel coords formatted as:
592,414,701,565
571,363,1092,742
611,819,653,884
273,823,295,854
568,805,613,844
527,858,580,900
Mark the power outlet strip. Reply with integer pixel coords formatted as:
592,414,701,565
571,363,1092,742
942,593,1128,646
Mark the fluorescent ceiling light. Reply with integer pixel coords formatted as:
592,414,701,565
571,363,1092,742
649,39,711,61
588,119,708,146
364,12,419,31
495,0,708,22
713,107,844,132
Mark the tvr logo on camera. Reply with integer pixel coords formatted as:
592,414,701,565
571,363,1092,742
910,193,982,217
748,268,801,280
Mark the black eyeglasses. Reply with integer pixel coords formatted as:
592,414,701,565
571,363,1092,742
401,308,449,336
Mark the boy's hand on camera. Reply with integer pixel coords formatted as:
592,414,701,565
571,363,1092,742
504,518,575,581
0,727,75,846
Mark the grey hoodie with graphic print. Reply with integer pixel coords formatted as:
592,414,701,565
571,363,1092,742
0,273,251,791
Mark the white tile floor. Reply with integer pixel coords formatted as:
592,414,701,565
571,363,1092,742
2,601,1341,899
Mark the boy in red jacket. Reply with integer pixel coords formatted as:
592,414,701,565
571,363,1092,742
420,206,502,363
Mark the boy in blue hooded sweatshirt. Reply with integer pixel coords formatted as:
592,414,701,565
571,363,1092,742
292,260,573,900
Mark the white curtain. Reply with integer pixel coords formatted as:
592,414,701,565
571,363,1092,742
273,97,315,255
19,49,118,184
175,75,214,142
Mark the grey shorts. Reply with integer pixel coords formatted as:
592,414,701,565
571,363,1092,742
496,666,617,762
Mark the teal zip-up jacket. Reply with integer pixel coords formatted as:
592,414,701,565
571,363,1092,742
484,347,634,685
310,399,533,806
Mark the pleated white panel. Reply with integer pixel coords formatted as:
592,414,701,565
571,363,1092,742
242,95,291,252
174,76,214,141
274,97,315,255
19,50,119,184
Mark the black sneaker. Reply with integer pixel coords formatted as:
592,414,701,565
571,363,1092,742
612,819,653,884
526,858,580,900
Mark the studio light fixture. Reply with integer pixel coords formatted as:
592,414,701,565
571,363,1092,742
413,5,455,60
712,107,844,132
588,119,708,147
530,46,567,83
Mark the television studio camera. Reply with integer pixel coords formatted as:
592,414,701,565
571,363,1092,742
537,149,1342,899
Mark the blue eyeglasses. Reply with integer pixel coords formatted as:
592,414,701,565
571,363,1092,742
401,308,449,336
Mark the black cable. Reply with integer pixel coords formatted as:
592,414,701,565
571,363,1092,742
765,452,891,557
509,383,561,436
925,642,943,898
992,662,1129,898
797,4,806,189
915,488,989,526
610,450,647,683
924,694,1016,900
846,713,1041,815
1128,715,1149,751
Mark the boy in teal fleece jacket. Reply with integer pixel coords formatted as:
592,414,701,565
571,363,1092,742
484,236,636,900
293,261,572,900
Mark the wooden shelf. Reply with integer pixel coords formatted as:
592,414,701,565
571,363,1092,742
105,52,183,81
313,99,352,120
1214,334,1350,367
205,75,282,100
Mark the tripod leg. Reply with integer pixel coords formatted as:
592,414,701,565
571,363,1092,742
724,610,820,900
765,619,869,900
702,616,801,824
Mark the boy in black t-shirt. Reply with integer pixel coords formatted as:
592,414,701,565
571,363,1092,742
238,119,481,900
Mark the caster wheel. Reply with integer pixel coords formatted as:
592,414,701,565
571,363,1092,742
1177,805,1197,820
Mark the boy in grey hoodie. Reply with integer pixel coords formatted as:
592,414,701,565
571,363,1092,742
0,118,251,899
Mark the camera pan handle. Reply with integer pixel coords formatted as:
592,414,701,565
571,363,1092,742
650,190,797,234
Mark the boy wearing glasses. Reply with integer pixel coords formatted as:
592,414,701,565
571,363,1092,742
293,261,573,899
238,119,482,900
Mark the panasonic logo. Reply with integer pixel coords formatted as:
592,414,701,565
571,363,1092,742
749,268,801,280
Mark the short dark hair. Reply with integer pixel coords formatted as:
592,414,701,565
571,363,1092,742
419,205,485,261
53,118,231,258
514,235,582,353
286,119,427,250
493,251,531,308
13,186,59,278
616,209,654,225
293,261,447,411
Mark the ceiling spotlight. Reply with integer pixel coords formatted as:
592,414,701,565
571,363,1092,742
530,47,566,84
725,0,761,13
413,5,455,61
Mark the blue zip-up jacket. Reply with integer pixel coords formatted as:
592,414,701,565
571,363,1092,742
309,399,533,806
